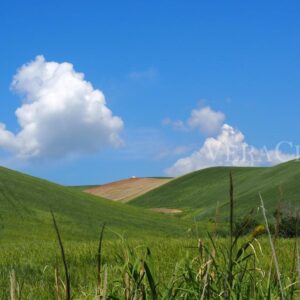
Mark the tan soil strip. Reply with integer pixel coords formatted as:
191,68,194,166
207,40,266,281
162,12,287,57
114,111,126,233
85,177,172,203
150,208,182,214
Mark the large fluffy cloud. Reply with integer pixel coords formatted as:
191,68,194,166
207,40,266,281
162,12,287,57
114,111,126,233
166,124,295,176
0,56,124,159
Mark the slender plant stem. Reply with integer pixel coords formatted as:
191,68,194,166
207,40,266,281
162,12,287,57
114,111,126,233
259,193,284,300
228,172,234,294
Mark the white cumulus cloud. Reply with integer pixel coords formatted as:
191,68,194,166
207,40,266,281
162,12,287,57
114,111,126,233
166,124,295,176
163,105,225,135
0,55,124,159
188,106,225,135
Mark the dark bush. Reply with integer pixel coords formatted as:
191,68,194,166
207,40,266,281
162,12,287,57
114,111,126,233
272,207,300,238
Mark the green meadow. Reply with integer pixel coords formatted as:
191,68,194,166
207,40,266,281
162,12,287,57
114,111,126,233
0,163,299,298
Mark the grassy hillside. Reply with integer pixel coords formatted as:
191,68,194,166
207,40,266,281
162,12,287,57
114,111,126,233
69,184,99,191
0,167,187,242
130,160,300,220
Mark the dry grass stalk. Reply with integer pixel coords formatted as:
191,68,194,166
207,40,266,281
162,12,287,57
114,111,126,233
198,239,204,261
55,267,61,300
259,192,284,300
102,265,107,300
124,272,130,300
200,249,215,300
138,262,146,300
10,269,17,300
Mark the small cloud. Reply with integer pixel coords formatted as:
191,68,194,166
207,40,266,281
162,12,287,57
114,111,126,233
187,106,225,135
162,118,187,131
128,67,158,81
163,105,225,135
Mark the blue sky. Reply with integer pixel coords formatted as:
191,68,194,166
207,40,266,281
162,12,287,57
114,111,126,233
0,1,300,185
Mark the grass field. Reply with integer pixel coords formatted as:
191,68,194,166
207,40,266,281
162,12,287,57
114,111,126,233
0,164,299,298
0,166,187,242
130,160,300,220
0,236,298,299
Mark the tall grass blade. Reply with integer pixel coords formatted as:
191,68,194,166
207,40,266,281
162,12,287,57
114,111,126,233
229,171,234,247
274,186,283,243
96,223,106,299
144,261,157,299
214,201,220,237
51,211,71,300
227,171,234,297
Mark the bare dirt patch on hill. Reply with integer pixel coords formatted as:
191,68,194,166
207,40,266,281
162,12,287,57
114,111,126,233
150,208,182,214
85,177,172,203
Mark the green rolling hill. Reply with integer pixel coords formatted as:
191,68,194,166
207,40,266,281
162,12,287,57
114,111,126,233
0,167,187,242
3,160,299,243
130,160,300,220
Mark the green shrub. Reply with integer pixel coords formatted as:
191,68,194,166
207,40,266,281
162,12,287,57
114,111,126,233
272,206,300,238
